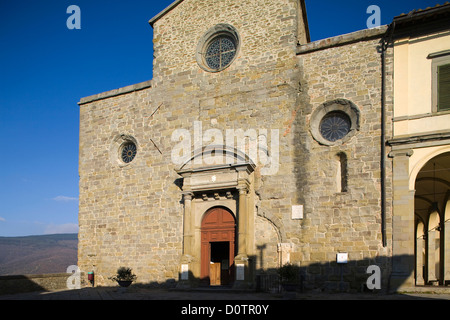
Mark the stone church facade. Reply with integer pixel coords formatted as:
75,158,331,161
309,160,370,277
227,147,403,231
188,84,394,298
77,0,450,292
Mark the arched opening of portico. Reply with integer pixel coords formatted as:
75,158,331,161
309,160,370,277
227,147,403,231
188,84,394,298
414,152,450,286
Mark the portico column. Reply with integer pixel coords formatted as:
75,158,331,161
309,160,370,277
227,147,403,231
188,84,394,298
444,219,450,284
427,228,437,283
389,149,415,291
416,233,425,285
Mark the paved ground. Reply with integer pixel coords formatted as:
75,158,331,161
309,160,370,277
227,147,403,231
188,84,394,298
3,288,444,319
1,286,450,300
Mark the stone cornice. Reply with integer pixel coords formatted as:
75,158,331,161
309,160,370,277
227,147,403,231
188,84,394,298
388,130,450,150
78,80,152,106
296,25,388,55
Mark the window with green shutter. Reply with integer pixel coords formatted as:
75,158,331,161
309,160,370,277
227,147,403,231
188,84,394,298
438,64,450,111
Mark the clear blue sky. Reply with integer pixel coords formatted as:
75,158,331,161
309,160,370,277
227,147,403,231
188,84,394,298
0,0,436,236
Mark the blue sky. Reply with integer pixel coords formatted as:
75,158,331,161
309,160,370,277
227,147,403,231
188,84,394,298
0,0,436,236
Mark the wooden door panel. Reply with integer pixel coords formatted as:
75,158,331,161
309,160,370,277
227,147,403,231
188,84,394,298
201,207,236,285
210,262,221,286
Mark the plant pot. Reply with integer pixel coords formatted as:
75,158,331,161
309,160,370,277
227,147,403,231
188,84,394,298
117,280,133,287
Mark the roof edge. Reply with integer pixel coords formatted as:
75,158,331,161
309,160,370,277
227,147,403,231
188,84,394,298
149,0,185,28
393,2,450,23
300,0,311,43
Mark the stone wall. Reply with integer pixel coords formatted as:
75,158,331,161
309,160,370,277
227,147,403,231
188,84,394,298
78,0,303,287
78,82,183,286
292,31,394,291
78,0,394,291
0,274,71,295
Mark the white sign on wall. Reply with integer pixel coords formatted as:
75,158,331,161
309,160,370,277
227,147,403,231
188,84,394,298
336,252,348,264
292,205,304,220
181,264,189,280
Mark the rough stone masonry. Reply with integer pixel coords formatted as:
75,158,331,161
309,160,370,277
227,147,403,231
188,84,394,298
77,0,393,292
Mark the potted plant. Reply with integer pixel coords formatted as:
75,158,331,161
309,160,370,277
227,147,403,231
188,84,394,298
277,263,299,292
109,267,137,287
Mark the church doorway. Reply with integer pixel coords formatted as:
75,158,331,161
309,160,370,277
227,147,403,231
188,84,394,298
201,207,236,286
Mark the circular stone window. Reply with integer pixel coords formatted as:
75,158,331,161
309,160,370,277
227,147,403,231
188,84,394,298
110,134,138,168
197,24,240,72
205,36,237,70
310,99,360,146
120,142,137,164
319,111,351,142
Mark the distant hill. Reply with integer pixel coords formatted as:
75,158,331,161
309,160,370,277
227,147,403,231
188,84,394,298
0,234,78,276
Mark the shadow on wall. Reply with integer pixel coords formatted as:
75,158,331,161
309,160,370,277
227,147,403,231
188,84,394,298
0,275,50,295
0,255,413,296
174,254,412,294
80,252,413,293
0,273,76,295
0,256,414,299
262,254,410,293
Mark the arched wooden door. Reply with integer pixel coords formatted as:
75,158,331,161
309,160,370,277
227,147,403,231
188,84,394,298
201,207,236,285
